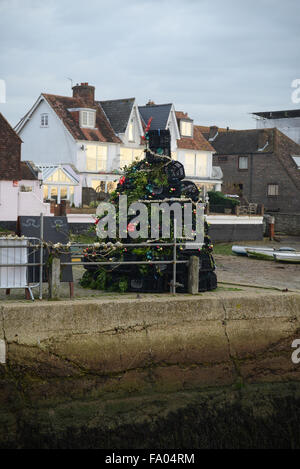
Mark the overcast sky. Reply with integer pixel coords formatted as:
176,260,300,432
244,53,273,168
0,0,300,129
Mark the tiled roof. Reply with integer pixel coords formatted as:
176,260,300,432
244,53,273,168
0,112,22,180
196,125,230,133
139,103,172,130
203,128,275,154
42,94,121,144
0,112,22,143
175,111,192,120
20,161,39,180
177,125,215,152
99,98,135,134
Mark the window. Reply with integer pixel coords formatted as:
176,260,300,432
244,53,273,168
47,168,72,183
128,120,134,141
43,185,49,200
238,156,248,170
185,152,196,176
60,187,68,200
81,110,96,128
41,113,48,127
196,153,207,177
86,145,107,172
181,121,193,137
120,148,143,168
268,184,279,196
50,187,58,202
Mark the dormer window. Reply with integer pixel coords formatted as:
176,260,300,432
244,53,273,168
41,113,48,127
180,120,193,137
80,109,96,128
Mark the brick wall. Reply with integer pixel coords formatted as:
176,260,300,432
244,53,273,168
0,114,22,180
212,129,300,213
271,212,300,235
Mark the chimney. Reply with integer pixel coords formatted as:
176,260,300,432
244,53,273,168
208,126,219,141
72,82,95,106
146,100,155,106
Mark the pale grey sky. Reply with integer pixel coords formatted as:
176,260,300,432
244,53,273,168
0,0,299,129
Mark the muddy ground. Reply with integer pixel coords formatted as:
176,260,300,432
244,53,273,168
215,236,300,291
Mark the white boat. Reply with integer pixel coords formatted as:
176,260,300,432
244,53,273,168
232,245,296,257
273,252,300,263
231,245,269,256
245,248,276,260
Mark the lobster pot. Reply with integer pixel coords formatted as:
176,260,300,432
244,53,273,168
0,238,28,288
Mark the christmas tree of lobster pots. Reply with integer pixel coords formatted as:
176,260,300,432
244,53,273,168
80,129,217,293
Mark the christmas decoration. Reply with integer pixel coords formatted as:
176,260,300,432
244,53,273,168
80,129,217,293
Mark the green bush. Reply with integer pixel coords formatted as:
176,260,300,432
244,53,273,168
208,191,240,209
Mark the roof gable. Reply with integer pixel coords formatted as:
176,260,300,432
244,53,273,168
16,93,121,144
138,103,172,130
99,98,135,134
0,112,22,143
38,164,79,184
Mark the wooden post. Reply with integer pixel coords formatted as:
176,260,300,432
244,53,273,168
269,216,275,241
48,257,61,299
69,281,74,299
188,256,199,294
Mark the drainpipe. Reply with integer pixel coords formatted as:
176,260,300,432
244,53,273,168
249,154,253,201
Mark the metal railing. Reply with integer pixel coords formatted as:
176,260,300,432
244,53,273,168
0,214,203,300
60,241,203,296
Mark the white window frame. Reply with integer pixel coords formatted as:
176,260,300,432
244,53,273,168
120,147,143,169
41,113,49,127
86,144,107,172
181,120,193,137
267,184,279,196
185,152,196,176
80,110,96,128
238,156,248,170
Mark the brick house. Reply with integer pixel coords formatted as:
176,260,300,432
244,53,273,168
0,112,49,228
207,127,300,213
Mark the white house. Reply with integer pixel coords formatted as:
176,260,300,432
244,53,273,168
15,83,222,206
0,112,50,229
15,83,145,206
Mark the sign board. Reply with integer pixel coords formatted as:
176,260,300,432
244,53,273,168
18,216,73,283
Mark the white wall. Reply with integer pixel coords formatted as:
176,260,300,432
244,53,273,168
0,180,50,221
0,182,18,220
18,191,51,216
256,116,300,145
19,98,76,165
